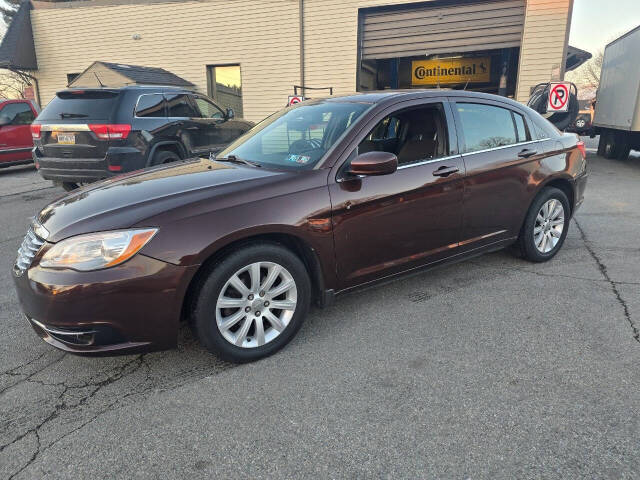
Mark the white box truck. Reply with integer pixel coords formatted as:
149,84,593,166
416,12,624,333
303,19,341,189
594,25,640,159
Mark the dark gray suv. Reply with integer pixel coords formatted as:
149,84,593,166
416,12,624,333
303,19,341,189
31,86,253,190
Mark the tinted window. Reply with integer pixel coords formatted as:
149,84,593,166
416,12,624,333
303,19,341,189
530,111,561,139
513,112,529,142
0,103,34,125
136,94,165,117
358,104,448,165
166,94,198,117
38,91,120,121
193,97,224,119
456,103,517,153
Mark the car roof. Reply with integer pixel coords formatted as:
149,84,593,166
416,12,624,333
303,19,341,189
320,89,526,109
55,85,194,95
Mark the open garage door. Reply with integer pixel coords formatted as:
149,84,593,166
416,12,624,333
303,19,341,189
360,0,525,60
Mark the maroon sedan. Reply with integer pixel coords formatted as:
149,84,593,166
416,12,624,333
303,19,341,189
12,90,588,362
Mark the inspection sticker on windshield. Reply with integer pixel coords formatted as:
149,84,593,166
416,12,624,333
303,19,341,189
287,154,310,164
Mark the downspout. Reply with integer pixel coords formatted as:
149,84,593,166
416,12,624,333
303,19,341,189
29,74,41,108
299,0,305,90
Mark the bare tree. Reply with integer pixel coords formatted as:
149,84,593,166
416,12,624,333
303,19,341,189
0,0,21,27
0,69,33,99
566,50,604,88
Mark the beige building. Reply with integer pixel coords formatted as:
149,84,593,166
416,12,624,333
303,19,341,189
2,0,582,122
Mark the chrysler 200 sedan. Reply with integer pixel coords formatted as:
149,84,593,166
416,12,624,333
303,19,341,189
12,90,588,363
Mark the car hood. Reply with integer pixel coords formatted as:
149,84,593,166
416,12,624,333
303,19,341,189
37,158,293,242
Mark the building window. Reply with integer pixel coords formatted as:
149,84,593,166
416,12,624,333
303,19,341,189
67,73,80,85
207,65,243,118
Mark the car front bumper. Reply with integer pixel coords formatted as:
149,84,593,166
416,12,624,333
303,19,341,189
12,248,198,355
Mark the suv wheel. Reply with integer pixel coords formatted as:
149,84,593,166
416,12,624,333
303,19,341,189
61,182,78,192
192,243,311,363
517,187,570,262
151,150,180,166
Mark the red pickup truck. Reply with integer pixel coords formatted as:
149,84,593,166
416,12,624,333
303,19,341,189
0,99,38,167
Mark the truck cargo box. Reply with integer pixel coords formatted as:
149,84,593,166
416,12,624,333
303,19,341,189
593,26,640,132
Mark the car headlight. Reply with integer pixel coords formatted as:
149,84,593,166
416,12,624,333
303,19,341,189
40,228,158,271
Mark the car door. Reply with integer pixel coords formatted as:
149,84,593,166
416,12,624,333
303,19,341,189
191,95,230,154
0,102,36,164
329,98,465,289
165,93,205,156
450,98,547,250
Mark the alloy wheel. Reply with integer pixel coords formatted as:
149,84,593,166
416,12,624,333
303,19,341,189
533,199,565,254
216,262,297,348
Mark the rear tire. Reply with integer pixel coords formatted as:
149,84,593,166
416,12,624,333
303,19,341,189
602,131,619,159
191,243,311,363
616,133,631,160
597,134,606,156
151,149,180,166
517,187,570,263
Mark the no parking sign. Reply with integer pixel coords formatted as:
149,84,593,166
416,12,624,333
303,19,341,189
547,82,570,112
288,95,305,106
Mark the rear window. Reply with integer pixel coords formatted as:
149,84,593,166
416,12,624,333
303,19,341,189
38,90,120,121
135,94,165,118
456,103,517,153
530,111,561,139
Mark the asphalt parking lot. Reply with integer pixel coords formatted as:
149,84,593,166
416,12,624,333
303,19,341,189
1,144,640,479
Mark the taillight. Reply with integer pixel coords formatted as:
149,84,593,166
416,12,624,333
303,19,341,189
88,124,131,140
30,124,41,139
576,140,586,159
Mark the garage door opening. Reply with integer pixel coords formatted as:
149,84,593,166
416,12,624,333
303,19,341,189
357,0,524,97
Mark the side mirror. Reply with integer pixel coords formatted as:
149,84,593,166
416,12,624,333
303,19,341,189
348,151,398,176
225,107,235,120
0,116,11,127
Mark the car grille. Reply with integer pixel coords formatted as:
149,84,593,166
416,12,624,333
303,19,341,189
14,227,45,276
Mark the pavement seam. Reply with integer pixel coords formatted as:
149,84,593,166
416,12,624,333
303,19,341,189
574,217,640,344
0,185,57,200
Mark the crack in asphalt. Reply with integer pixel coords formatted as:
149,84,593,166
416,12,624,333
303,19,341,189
0,353,66,396
2,355,147,479
1,338,235,479
573,217,640,344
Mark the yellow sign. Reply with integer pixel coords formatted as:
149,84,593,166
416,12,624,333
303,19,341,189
411,57,491,86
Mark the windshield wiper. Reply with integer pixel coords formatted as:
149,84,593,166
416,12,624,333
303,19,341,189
59,112,88,119
212,153,261,168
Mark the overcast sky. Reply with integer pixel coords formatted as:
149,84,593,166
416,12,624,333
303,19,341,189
569,0,640,53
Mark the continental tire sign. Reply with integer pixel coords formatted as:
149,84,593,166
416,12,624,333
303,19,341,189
412,57,491,86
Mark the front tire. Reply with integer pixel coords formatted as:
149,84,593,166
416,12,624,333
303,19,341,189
192,243,311,363
517,187,570,262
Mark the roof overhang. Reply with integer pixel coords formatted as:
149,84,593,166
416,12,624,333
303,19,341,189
565,45,592,72
0,1,38,70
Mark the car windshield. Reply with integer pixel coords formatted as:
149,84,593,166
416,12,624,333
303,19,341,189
216,101,373,169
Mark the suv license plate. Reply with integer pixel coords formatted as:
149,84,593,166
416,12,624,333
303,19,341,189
57,133,75,145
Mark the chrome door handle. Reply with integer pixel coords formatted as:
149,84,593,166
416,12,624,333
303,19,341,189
432,166,459,177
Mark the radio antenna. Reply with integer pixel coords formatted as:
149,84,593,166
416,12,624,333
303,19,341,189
93,72,105,88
